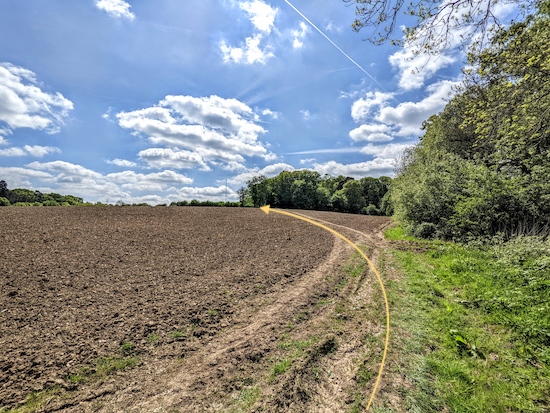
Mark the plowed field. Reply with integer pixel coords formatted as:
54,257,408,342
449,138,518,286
0,207,392,412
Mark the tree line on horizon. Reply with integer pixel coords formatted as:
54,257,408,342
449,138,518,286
240,171,391,215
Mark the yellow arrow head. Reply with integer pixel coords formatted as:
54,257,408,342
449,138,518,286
260,205,271,214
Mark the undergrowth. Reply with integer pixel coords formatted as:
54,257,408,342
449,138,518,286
378,227,550,412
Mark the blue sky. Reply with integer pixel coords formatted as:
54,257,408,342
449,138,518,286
0,0,514,204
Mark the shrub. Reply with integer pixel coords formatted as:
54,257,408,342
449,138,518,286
363,204,379,216
413,222,438,239
0,197,10,206
43,200,60,206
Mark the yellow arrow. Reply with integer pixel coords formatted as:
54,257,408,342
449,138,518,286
261,205,389,411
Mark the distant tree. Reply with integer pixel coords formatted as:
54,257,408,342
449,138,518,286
7,188,35,204
0,197,10,206
237,187,248,207
315,185,331,210
0,180,8,198
331,190,347,212
363,204,380,216
343,180,366,213
246,175,270,207
34,190,43,203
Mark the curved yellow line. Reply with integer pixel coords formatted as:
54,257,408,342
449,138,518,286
261,205,389,411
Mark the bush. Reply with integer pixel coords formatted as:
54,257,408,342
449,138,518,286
412,222,438,239
43,200,60,206
363,204,379,216
0,197,10,206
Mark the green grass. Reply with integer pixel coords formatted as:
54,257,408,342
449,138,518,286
379,227,550,412
148,333,159,342
120,342,134,352
95,356,139,375
230,386,261,413
271,358,293,377
170,330,185,339
384,225,417,241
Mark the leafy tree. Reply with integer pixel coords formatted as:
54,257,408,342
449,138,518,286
363,204,380,216
344,0,540,57
291,178,318,209
237,187,248,207
459,4,550,175
7,188,35,204
0,180,8,198
0,197,10,206
315,185,331,210
343,180,366,213
331,190,347,212
246,175,272,207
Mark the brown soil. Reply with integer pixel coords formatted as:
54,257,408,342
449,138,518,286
0,207,392,412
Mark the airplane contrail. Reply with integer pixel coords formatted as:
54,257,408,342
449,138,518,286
283,0,399,102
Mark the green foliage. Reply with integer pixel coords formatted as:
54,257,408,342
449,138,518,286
362,204,379,216
343,180,366,213
0,197,10,206
388,3,550,240
413,222,438,239
330,190,347,212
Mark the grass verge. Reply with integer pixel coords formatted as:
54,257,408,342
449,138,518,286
375,227,550,412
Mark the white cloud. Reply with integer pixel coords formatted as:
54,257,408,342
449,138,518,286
169,186,237,202
0,145,61,157
312,159,394,178
137,148,211,171
106,170,193,192
227,162,295,185
291,22,308,48
300,158,316,165
349,124,394,142
349,80,458,138
301,109,312,120
0,63,73,134
293,38,303,49
0,128,12,138
0,147,26,157
351,91,394,122
360,143,412,159
23,145,61,157
106,158,137,167
221,34,273,64
325,21,341,33
261,108,279,119
389,49,456,91
116,95,275,170
239,0,277,33
24,161,128,201
0,166,53,188
95,0,135,20
222,161,248,171
377,80,457,136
